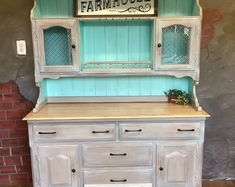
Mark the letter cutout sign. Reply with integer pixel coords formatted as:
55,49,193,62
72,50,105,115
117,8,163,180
76,0,155,16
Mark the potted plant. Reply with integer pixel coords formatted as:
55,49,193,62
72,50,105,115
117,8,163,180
164,89,191,105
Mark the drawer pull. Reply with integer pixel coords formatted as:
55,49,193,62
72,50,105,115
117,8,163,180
110,179,127,183
71,169,76,173
177,129,195,132
159,167,164,171
110,153,127,156
92,130,110,134
125,129,142,133
38,132,56,135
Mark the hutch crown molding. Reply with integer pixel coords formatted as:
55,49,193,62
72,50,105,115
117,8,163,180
24,0,209,187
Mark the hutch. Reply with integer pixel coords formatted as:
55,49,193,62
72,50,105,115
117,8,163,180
24,0,209,187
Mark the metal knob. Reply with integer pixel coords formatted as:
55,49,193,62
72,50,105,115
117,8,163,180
72,44,76,49
159,167,164,171
157,43,162,48
71,169,76,173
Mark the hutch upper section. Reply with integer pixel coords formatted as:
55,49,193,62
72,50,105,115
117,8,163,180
31,0,202,82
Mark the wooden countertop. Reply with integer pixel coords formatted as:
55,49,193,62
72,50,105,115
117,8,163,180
23,102,210,121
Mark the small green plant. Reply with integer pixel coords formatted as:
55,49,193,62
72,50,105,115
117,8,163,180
164,89,191,105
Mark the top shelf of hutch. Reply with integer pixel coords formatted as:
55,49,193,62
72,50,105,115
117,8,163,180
32,0,202,18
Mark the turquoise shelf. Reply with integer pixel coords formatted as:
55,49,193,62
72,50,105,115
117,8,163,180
42,76,191,97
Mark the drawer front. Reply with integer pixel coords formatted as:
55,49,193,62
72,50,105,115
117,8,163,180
33,124,116,141
119,122,202,140
84,169,153,184
83,143,153,167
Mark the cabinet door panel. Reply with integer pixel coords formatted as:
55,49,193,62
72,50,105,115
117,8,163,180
157,142,198,187
38,145,79,187
156,18,198,70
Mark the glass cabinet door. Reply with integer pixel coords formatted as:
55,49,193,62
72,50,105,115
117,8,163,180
36,19,79,73
156,18,198,70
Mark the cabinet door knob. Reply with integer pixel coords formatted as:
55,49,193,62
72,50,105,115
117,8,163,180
157,43,162,48
71,169,76,173
71,44,76,49
159,167,164,171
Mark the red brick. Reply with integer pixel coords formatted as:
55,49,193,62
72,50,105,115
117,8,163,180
21,155,31,166
15,120,28,129
3,94,22,103
0,121,15,129
0,103,13,110
0,147,10,156
10,173,28,184
6,111,24,120
18,138,29,147
16,165,31,173
0,166,16,173
0,157,4,166
4,156,22,166
2,139,18,147
0,111,6,120
13,103,28,110
0,130,8,138
9,130,28,138
0,82,11,93
0,175,10,184
11,147,30,155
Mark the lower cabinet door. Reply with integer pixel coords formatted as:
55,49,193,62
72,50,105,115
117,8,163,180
157,142,198,187
37,144,79,187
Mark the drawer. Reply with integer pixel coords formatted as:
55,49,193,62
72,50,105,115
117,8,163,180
33,123,116,141
83,143,153,167
119,122,202,140
84,169,153,184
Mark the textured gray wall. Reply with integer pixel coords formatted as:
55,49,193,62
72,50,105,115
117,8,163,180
198,0,235,180
0,0,38,103
0,0,234,180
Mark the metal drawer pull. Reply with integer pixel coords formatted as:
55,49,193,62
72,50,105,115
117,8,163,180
92,130,110,134
110,179,127,183
110,153,127,156
38,132,56,135
125,129,142,133
177,129,195,132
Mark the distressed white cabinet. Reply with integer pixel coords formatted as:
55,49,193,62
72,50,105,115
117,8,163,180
157,142,199,187
34,19,79,73
156,18,199,71
37,144,80,187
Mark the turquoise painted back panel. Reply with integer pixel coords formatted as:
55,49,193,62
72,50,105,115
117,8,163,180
43,76,190,97
80,20,154,70
158,0,194,16
36,0,73,18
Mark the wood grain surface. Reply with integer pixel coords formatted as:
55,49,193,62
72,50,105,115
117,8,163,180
203,181,235,187
23,102,210,121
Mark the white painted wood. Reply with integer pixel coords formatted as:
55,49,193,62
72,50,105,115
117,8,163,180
119,122,202,140
33,123,116,141
157,142,198,187
84,169,153,184
85,183,152,187
35,19,79,73
37,144,79,187
83,143,153,167
155,17,199,72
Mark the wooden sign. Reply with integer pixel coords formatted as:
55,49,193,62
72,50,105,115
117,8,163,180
75,0,155,16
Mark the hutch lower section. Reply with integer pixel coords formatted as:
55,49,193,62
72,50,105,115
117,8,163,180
28,118,205,187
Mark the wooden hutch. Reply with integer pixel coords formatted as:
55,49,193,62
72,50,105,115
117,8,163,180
24,0,209,187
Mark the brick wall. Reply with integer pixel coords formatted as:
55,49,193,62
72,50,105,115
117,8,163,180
0,81,34,185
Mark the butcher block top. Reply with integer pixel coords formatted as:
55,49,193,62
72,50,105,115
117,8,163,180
23,103,210,121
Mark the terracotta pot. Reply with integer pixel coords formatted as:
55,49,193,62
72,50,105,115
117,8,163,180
168,96,177,104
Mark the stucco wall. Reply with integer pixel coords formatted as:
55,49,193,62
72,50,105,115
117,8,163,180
0,0,234,180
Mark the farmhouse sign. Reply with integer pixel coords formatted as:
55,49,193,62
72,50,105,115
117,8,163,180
76,0,155,16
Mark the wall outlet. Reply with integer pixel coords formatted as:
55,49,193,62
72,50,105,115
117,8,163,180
16,40,26,55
